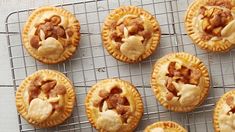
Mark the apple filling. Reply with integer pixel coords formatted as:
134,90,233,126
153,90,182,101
109,15,153,60
25,75,66,123
29,15,74,59
199,6,232,39
165,62,201,106
93,87,131,131
194,1,235,44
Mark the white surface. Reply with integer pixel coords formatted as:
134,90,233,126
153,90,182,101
1,0,235,132
0,1,80,132
0,87,19,132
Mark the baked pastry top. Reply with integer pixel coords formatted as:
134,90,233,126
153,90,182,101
22,6,80,64
15,70,75,128
214,90,235,132
144,121,187,132
185,0,235,52
85,79,143,132
151,52,210,112
102,6,160,63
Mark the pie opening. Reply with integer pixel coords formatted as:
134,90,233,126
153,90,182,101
29,15,74,59
109,14,153,60
93,87,131,123
165,62,202,105
194,0,235,43
26,75,67,123
199,5,233,40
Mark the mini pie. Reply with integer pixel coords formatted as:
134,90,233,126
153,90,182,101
144,121,187,132
102,6,161,63
151,52,210,112
85,78,144,132
15,69,75,128
185,0,235,52
22,6,80,64
214,90,235,132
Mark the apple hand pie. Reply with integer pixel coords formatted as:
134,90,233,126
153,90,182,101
22,6,80,64
85,78,143,132
185,0,235,52
102,6,160,63
15,70,75,128
151,52,210,112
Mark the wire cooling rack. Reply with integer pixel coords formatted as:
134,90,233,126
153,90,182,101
5,0,235,131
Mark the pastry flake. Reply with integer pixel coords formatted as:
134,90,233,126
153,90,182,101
28,98,53,123
151,52,210,112
85,78,143,132
214,90,235,132
185,0,235,52
22,6,80,64
120,36,145,60
15,70,75,128
102,6,161,63
96,110,123,132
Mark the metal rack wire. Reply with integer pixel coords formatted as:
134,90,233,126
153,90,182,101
5,0,235,131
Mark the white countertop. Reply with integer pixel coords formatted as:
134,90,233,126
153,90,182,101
1,0,235,132
0,1,79,131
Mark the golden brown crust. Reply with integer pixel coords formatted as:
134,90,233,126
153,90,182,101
15,69,76,128
102,6,161,63
213,90,235,132
185,0,235,52
22,6,80,64
85,78,144,132
144,121,187,132
151,52,210,112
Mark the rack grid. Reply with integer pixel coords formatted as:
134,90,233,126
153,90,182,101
5,0,235,131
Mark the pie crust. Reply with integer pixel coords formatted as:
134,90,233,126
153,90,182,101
22,6,80,64
15,69,75,128
185,0,235,52
85,78,144,132
102,6,161,63
144,121,187,132
151,52,210,112
214,90,235,132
